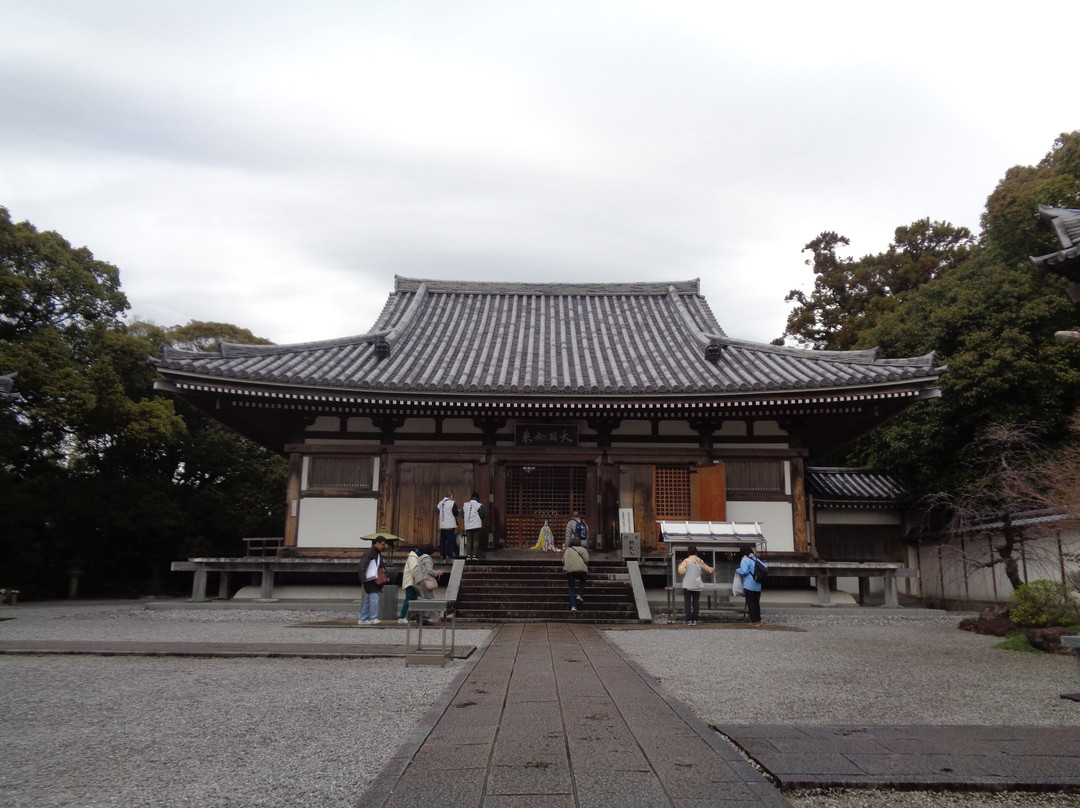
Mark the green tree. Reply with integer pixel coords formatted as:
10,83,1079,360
132,319,272,352
782,219,974,350
849,134,1080,494
1,207,285,598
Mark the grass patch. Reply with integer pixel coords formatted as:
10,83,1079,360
995,631,1041,653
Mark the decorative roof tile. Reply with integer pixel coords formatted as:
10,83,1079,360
1031,205,1080,280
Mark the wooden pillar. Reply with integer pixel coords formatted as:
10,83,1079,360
476,451,493,552
492,460,507,549
599,458,619,553
284,453,302,548
790,455,808,553
379,452,396,536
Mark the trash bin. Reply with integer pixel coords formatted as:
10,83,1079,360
378,585,400,621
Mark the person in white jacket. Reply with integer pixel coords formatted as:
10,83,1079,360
436,492,458,559
462,492,485,560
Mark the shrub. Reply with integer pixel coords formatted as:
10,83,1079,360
1008,580,1080,628
995,631,1041,653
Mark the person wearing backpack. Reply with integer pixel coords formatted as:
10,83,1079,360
562,536,589,611
565,511,589,548
737,545,768,627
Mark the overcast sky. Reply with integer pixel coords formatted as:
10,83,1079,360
2,1,1077,347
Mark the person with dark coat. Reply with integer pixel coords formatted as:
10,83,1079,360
358,537,388,624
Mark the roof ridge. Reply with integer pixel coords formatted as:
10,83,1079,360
393,275,701,296
157,330,392,361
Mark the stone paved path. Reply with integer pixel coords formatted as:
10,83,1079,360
362,622,793,808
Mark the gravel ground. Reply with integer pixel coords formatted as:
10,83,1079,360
0,603,488,808
605,612,1080,808
1,603,1078,808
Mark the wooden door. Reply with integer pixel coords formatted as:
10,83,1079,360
393,463,474,546
690,462,727,521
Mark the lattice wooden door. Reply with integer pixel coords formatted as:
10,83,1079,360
504,465,586,548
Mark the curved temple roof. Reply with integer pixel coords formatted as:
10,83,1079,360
152,276,944,399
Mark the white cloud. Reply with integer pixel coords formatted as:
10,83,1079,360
1,0,1078,347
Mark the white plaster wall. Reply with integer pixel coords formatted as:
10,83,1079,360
917,529,1080,604
726,501,794,552
297,498,379,547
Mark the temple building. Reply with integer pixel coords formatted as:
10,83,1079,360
152,277,944,559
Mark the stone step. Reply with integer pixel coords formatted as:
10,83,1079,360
458,611,638,621
454,562,639,623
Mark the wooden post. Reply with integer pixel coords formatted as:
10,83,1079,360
791,456,808,553
284,453,302,547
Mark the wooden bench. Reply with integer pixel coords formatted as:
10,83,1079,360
765,561,913,607
171,557,362,601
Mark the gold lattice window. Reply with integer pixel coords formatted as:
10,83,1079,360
504,466,586,547
654,466,690,520
306,456,374,489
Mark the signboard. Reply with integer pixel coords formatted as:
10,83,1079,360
515,425,578,447
619,507,635,534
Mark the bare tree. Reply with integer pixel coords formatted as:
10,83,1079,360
920,421,1078,592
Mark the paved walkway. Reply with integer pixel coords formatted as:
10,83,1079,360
362,622,794,808
718,725,1080,791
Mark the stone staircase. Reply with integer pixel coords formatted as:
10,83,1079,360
452,559,641,623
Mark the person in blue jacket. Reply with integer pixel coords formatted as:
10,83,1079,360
737,545,767,627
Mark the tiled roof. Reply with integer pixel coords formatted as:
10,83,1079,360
806,467,906,504
152,277,944,398
1031,205,1080,280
